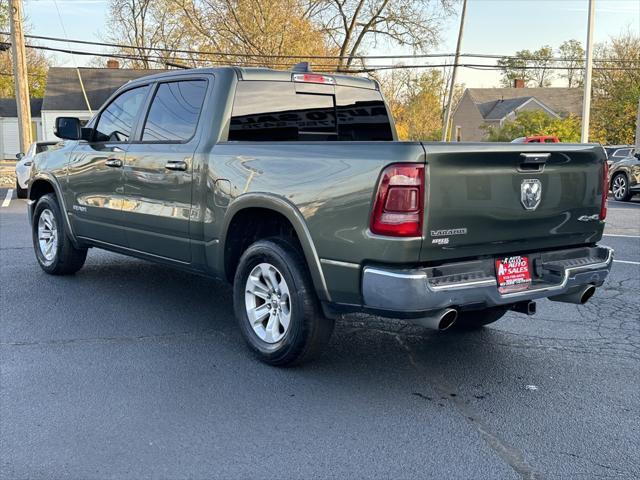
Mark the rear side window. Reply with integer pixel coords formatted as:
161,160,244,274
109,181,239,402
228,81,392,141
94,85,149,142
142,80,207,142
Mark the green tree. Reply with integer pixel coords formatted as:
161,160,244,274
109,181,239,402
0,0,49,97
497,46,554,87
497,49,532,87
482,110,581,142
558,39,584,88
529,46,554,87
379,68,459,140
590,33,640,145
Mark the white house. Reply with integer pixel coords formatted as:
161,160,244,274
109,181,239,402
40,64,158,141
0,98,43,159
0,63,159,158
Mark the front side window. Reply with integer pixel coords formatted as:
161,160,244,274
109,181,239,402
94,85,149,142
142,80,207,142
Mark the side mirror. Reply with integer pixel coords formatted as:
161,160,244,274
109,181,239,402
54,117,82,140
16,152,24,160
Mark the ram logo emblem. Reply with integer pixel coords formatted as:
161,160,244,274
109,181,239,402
521,179,542,211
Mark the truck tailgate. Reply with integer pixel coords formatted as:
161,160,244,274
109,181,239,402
420,143,607,262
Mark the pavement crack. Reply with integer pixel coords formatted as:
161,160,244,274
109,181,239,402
395,335,543,480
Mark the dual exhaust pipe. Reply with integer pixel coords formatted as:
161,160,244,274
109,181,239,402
413,284,597,331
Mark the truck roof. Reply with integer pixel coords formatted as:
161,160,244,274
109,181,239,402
125,66,378,90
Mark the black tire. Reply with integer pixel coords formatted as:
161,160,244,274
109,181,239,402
611,173,632,202
233,238,334,366
16,180,27,199
451,307,507,331
32,193,87,275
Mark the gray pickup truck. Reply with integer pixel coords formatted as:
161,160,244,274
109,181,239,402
28,66,613,365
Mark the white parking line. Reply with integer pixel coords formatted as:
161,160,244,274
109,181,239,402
614,260,640,265
1,189,12,208
604,234,640,238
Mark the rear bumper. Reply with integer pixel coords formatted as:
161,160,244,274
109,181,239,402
362,245,613,314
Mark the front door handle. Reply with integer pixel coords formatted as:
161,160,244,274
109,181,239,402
105,158,123,168
165,160,187,171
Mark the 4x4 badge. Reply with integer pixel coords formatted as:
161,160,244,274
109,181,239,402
521,179,542,210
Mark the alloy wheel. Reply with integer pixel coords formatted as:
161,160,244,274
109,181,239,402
37,208,58,263
244,262,292,343
612,175,627,200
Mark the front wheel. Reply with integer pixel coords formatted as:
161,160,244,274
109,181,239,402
233,238,334,366
16,180,27,199
32,194,87,275
611,173,632,202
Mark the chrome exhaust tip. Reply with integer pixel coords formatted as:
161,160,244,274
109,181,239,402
549,285,597,305
413,308,458,331
579,285,596,304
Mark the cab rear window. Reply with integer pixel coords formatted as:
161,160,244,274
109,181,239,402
228,81,393,141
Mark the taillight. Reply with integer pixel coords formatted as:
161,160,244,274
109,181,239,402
370,164,424,237
600,160,608,220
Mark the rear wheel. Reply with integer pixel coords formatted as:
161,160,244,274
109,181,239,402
16,180,27,199
32,194,87,275
611,173,632,202
233,238,334,366
451,307,507,331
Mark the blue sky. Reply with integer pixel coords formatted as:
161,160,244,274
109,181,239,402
22,0,640,87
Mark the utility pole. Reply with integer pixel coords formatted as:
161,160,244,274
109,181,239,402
9,0,32,154
635,97,639,150
580,0,595,143
442,0,467,142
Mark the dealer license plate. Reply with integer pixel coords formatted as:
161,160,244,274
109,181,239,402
495,255,531,293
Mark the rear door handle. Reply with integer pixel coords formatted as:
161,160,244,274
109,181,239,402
165,160,187,171
105,158,122,168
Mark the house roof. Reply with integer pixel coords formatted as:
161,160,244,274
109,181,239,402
478,97,533,120
41,67,161,111
466,88,583,118
0,98,43,118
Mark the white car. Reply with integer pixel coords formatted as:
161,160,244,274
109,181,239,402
15,142,58,198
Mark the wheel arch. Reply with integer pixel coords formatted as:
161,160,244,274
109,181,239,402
221,194,330,302
28,173,80,247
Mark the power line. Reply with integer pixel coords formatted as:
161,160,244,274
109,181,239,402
0,31,638,64
2,40,638,74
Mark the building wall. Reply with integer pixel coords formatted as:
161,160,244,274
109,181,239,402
0,117,43,159
41,110,93,141
451,92,488,141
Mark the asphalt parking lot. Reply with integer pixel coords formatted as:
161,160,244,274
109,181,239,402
1,189,638,480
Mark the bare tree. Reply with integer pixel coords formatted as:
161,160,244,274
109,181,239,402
104,0,187,68
306,0,454,70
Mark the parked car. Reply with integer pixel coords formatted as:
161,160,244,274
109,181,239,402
27,66,613,366
608,149,640,201
511,135,560,143
15,141,58,198
604,145,634,167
